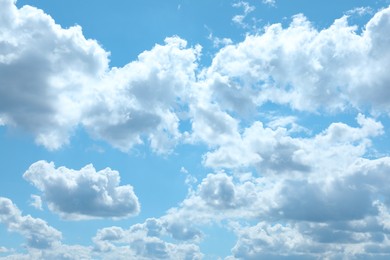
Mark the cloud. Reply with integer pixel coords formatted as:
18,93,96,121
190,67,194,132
228,218,390,259
3,0,390,156
83,37,201,154
92,222,203,260
0,244,93,260
3,1,390,258
141,115,390,257
23,161,140,220
0,0,108,150
0,0,201,153
262,0,276,7
161,156,390,257
203,114,383,173
0,246,9,253
208,6,390,113
0,197,62,249
29,195,43,210
232,1,256,28
345,6,373,16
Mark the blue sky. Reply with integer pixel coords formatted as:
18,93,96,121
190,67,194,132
2,0,390,259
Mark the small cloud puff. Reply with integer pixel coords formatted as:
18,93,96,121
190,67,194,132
23,161,140,220
0,197,62,249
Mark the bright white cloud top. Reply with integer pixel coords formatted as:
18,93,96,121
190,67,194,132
1,0,390,259
23,161,140,220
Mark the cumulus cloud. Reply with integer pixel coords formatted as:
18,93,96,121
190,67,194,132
83,37,201,153
0,197,62,249
207,6,390,113
228,218,390,259
23,161,140,220
92,222,203,260
143,115,390,258
159,155,390,257
3,0,390,155
3,1,390,258
0,0,201,153
0,0,108,149
203,114,383,173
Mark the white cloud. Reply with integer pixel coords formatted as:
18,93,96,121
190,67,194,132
208,7,390,113
0,0,202,154
203,114,383,173
207,32,233,48
232,1,256,28
140,115,390,257
29,195,43,211
83,37,201,154
0,244,93,260
3,0,390,156
0,197,62,249
0,0,108,150
3,1,390,258
228,218,390,259
262,0,276,7
23,161,140,220
346,6,373,16
160,154,390,257
92,222,203,260
0,246,9,253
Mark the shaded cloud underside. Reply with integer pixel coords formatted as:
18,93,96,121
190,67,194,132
2,0,390,258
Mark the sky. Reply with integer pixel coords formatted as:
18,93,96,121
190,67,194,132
1,0,390,259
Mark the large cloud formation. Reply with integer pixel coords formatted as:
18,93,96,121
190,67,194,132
2,0,390,152
206,7,390,113
23,161,140,220
0,0,199,153
2,0,390,259
0,0,108,149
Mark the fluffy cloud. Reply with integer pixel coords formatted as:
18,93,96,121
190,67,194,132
203,114,382,176
3,0,390,155
0,197,62,249
207,6,390,113
3,0,390,258
83,37,200,153
162,156,390,257
228,219,390,259
23,161,140,220
0,0,201,153
175,116,386,220
0,0,108,149
148,115,390,257
92,222,203,260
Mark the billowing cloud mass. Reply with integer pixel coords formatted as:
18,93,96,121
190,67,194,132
0,0,108,149
92,222,203,260
83,37,200,153
207,7,390,113
23,161,140,220
2,0,390,259
0,197,62,249
2,0,390,152
0,0,199,153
